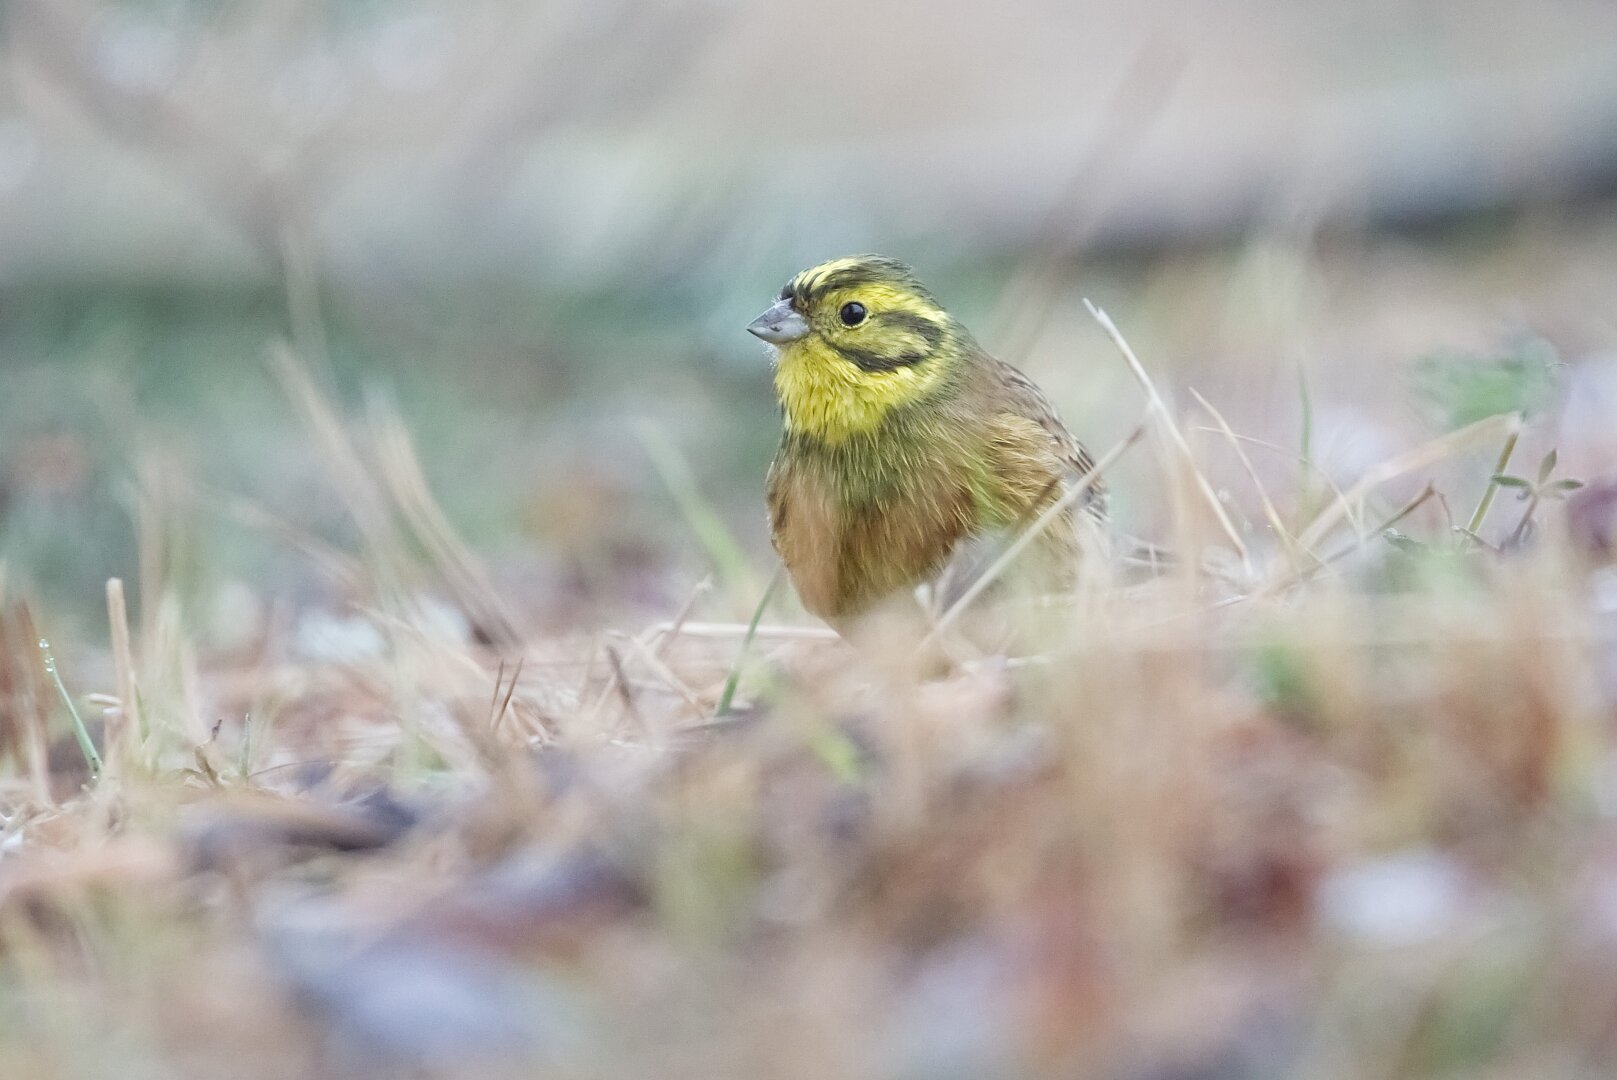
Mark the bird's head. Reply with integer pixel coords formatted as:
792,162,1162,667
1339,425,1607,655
748,255,965,443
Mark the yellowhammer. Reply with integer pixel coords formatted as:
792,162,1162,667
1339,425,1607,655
748,255,1105,624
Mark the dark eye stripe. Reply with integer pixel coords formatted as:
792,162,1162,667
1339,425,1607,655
879,311,945,350
825,310,946,372
830,344,929,371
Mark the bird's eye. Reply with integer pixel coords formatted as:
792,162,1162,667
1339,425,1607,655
839,302,867,326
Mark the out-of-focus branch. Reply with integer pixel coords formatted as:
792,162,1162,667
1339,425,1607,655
9,0,288,264
441,0,716,205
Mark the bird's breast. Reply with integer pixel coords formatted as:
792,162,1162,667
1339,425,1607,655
769,436,976,621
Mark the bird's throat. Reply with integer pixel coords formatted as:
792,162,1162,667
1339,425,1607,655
773,338,943,445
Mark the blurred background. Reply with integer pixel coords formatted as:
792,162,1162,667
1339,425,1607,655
2,0,1616,635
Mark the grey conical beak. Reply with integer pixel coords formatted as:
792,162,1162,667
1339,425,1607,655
747,298,810,344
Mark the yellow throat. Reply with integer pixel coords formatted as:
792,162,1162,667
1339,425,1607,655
773,337,946,444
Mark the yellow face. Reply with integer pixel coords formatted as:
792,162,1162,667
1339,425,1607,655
747,256,958,444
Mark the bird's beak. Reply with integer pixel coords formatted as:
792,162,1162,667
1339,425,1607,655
747,298,810,344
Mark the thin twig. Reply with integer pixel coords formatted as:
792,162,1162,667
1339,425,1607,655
1267,483,1439,595
583,629,664,731
617,634,705,715
603,646,643,733
651,577,713,660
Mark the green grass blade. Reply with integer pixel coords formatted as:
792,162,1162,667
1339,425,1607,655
638,425,759,604
40,637,103,778
715,570,781,717
1465,423,1521,544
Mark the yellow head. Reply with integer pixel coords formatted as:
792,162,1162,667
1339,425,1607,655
747,255,963,444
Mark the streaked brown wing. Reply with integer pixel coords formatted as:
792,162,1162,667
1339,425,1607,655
988,355,1107,520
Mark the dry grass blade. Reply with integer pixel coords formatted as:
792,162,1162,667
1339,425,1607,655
1085,300,1251,566
1189,387,1309,572
488,658,525,735
218,492,366,593
603,645,642,733
105,578,141,779
439,658,532,784
926,422,1147,644
269,346,525,647
133,450,182,648
0,605,51,805
582,629,663,731
1290,412,1520,557
623,635,705,718
638,425,760,605
644,622,838,642
1261,483,1440,597
1190,427,1362,536
1322,482,1438,563
267,344,397,556
370,399,526,648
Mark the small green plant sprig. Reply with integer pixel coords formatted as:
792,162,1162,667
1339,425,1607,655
1489,449,1584,548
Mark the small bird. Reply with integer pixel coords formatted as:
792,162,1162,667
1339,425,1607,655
748,255,1105,625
